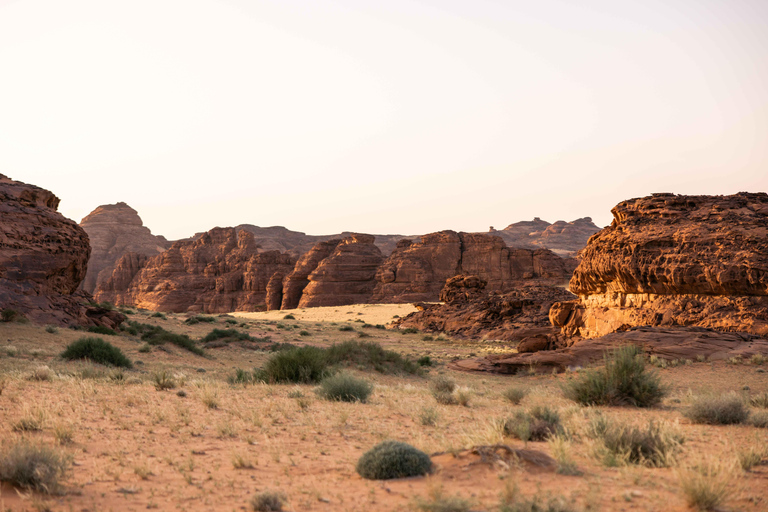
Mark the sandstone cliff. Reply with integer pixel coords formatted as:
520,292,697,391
95,227,296,313
551,192,768,338
80,202,170,293
0,175,123,327
490,217,600,256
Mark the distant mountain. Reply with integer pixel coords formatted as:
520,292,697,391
487,217,601,257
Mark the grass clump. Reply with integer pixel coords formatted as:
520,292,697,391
61,337,132,368
430,376,457,405
415,485,472,512
502,386,528,405
499,484,579,512
684,393,748,425
229,368,258,385
251,490,285,511
749,391,768,408
0,441,71,493
503,406,563,442
678,457,737,510
748,411,768,428
325,340,421,375
563,345,665,407
261,346,329,383
283,314,295,320
87,325,117,336
184,315,216,325
152,371,177,391
129,322,205,356
317,373,373,402
200,328,255,346
590,418,683,467
45,325,58,334
150,312,166,319
356,441,432,480
338,325,354,332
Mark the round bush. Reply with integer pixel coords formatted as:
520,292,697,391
317,373,373,402
356,441,432,480
61,337,133,368
262,346,328,383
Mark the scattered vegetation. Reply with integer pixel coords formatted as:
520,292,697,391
588,417,683,467
250,491,285,512
150,312,166,319
678,457,737,511
430,376,457,405
684,393,748,425
317,373,373,402
152,370,177,391
184,315,216,325
260,346,329,384
503,406,563,442
0,440,71,493
502,386,527,405
499,484,580,512
563,345,666,407
127,321,205,356
61,337,133,368
356,441,432,480
415,485,472,512
1,308,26,323
87,325,117,335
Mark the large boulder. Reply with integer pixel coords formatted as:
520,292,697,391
0,174,123,327
553,192,768,338
80,202,170,294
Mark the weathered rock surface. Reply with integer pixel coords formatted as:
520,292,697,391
394,274,576,343
553,193,768,339
298,234,384,308
80,203,170,294
0,175,123,327
451,326,768,374
96,227,296,313
279,239,342,310
371,231,576,303
490,217,600,257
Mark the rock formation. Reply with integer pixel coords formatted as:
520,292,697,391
0,175,123,327
551,193,768,338
490,217,600,257
297,234,384,308
371,231,576,303
394,275,576,343
80,203,170,294
279,239,342,310
96,227,296,313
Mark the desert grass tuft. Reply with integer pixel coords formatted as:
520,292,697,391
61,337,133,368
250,490,285,511
684,393,748,425
502,386,528,405
503,406,563,442
499,482,580,512
152,370,177,391
748,411,768,428
0,440,71,493
590,418,683,467
749,391,768,408
678,457,737,510
356,441,432,480
415,484,472,512
316,373,373,403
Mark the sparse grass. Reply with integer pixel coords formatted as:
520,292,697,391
499,483,580,512
502,386,527,405
317,373,373,403
152,371,177,391
415,484,472,512
250,490,285,511
13,415,44,432
419,407,439,426
750,353,766,365
53,424,74,445
590,418,683,467
184,315,216,325
678,457,737,510
232,453,256,469
548,434,581,475
748,411,768,428
356,441,432,480
0,440,71,493
737,443,766,471
201,385,220,409
1,308,26,323
28,365,52,381
150,312,166,319
87,325,117,336
45,325,58,334
503,406,563,442
455,388,471,407
749,391,768,408
129,322,205,356
684,393,748,425
563,345,666,407
431,376,457,405
338,325,354,332
61,337,133,368
229,368,258,385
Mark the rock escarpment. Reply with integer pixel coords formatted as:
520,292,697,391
371,231,575,303
551,193,768,338
80,203,171,293
279,239,342,310
490,217,600,257
96,228,296,313
394,274,576,343
0,175,123,327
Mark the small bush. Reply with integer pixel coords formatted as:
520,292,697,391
251,491,285,512
229,368,257,385
325,340,421,375
28,365,52,381
299,330,310,336
45,326,58,334
283,314,296,320
419,407,439,426
87,325,117,335
339,325,354,332
684,393,748,425
129,322,205,356
417,356,433,367
502,386,527,405
749,392,768,408
592,419,683,467
184,315,216,325
261,346,329,383
401,327,418,334
422,335,434,341
678,458,736,511
201,328,254,344
1,308,24,323
431,376,456,394
503,406,562,442
150,312,166,319
563,345,665,407
317,373,373,403
748,411,768,428
0,441,71,493
415,485,472,512
269,342,297,352
356,441,432,480
152,371,176,391
61,337,133,368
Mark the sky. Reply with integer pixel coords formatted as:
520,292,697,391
1,0,767,240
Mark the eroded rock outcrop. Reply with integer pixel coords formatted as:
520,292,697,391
80,203,170,294
96,227,296,313
297,234,383,308
371,231,575,303
394,274,576,343
280,239,342,310
552,193,768,338
490,217,600,257
0,175,123,327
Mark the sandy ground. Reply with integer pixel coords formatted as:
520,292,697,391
234,303,419,325
0,307,766,512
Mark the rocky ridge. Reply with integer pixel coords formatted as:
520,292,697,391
490,217,600,257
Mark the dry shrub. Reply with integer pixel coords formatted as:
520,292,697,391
684,393,748,425
0,440,71,493
678,457,737,510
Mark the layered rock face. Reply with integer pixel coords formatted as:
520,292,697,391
96,228,296,313
552,193,768,338
80,203,170,294
491,217,600,257
371,231,575,303
279,239,342,310
297,234,384,308
394,275,576,343
0,175,123,327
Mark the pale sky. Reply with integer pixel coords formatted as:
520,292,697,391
1,0,766,240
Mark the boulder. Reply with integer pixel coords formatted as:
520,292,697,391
554,193,768,338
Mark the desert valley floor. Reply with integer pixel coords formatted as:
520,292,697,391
1,305,767,512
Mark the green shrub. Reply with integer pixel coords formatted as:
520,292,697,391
317,373,373,402
283,314,296,320
417,356,433,367
184,315,216,325
150,312,166,319
1,309,25,323
87,325,117,336
325,340,421,375
299,330,310,337
262,346,329,383
251,490,285,511
129,322,205,356
339,325,354,332
356,441,432,480
590,419,683,467
0,441,71,493
503,406,562,442
229,368,257,385
502,386,527,405
269,342,298,352
563,345,665,407
684,393,748,425
422,335,434,341
61,337,132,368
201,328,254,344
401,327,418,334
45,326,58,334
